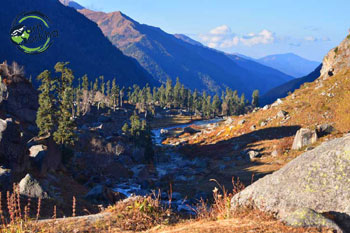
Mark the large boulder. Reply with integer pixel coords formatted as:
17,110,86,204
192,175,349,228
0,118,29,173
0,167,12,190
291,128,317,150
19,174,49,199
282,208,342,232
85,184,126,204
231,134,350,231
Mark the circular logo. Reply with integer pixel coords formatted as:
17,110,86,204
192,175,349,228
10,11,58,54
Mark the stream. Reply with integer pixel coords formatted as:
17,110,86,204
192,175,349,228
113,118,224,214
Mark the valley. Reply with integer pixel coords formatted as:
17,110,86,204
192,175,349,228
0,1,349,232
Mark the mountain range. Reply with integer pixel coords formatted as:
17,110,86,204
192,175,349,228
256,53,320,78
0,0,155,87
79,9,294,96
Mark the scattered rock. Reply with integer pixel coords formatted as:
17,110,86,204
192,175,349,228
238,119,246,125
277,110,288,118
85,185,126,204
260,121,267,127
250,125,256,131
262,105,269,110
224,117,234,125
29,144,47,158
0,167,11,190
271,98,283,107
231,135,350,231
316,124,334,137
282,208,342,232
183,127,200,134
160,129,169,135
271,150,278,157
248,150,259,160
19,174,49,199
291,128,318,150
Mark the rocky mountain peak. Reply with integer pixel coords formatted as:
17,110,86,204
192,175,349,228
321,33,350,78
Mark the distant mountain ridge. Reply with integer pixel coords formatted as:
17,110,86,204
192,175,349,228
59,0,84,10
79,9,293,97
0,0,155,87
257,53,320,78
260,65,322,106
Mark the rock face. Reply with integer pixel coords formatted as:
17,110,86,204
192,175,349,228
291,128,317,150
282,208,342,232
321,33,350,78
19,174,49,199
0,118,29,173
231,135,350,231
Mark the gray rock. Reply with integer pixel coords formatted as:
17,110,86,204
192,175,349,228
250,125,256,131
85,184,126,204
271,150,278,157
317,124,334,137
260,121,267,127
224,117,234,125
262,105,269,110
282,208,342,232
183,127,200,134
238,119,246,125
231,135,350,231
0,167,11,190
277,110,288,118
248,150,259,160
19,174,49,199
29,144,47,158
291,128,318,150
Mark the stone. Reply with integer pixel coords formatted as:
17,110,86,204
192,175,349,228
19,174,49,199
271,98,283,107
231,135,350,231
271,150,278,157
262,105,269,110
291,128,317,150
85,184,126,204
29,144,47,158
248,150,259,160
250,125,256,131
224,117,234,125
238,119,246,125
0,118,29,173
183,127,200,134
316,124,334,137
260,121,267,127
0,167,12,190
277,110,288,118
160,129,169,135
282,208,342,232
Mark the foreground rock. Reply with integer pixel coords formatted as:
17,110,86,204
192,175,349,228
231,134,350,231
282,208,342,232
291,128,317,150
19,174,49,199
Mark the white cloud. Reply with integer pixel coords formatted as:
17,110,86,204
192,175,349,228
304,36,331,42
240,29,275,46
209,25,231,35
199,25,275,49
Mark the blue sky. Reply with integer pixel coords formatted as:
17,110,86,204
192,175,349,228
75,0,349,62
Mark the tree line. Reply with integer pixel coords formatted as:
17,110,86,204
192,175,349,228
36,62,259,146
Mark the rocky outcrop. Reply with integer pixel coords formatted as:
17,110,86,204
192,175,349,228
0,118,29,173
320,33,350,78
85,184,126,204
231,134,350,231
291,128,317,150
19,174,49,199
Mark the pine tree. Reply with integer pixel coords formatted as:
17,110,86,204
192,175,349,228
252,89,259,107
36,70,56,136
212,94,221,116
54,86,76,145
82,74,89,91
53,62,76,145
93,78,98,92
165,78,173,105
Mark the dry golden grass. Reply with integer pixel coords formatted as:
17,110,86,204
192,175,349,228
150,115,201,129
